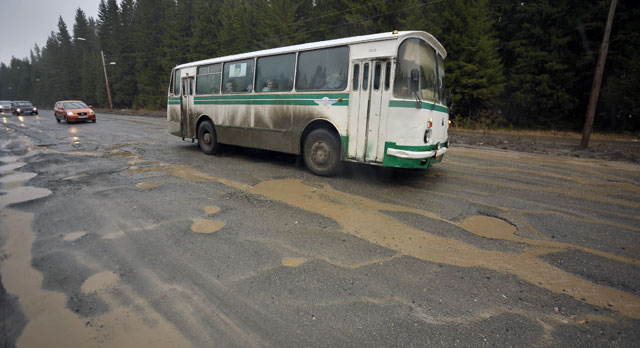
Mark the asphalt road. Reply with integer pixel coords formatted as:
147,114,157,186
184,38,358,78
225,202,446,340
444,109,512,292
1,110,639,347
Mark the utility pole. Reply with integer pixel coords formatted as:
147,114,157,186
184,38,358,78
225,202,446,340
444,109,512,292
101,50,114,110
580,0,617,148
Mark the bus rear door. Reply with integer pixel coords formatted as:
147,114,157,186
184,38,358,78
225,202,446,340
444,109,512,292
180,76,195,138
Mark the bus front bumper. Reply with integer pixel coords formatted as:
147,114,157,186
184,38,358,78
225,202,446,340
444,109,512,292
386,146,448,160
382,142,448,169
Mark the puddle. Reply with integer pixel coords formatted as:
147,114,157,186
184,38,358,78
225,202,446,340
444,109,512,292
102,231,126,240
63,231,88,242
204,205,220,216
190,219,225,234
136,181,160,190
0,155,20,163
249,179,640,319
0,172,37,190
1,209,189,347
0,186,52,209
81,271,119,293
0,161,26,173
282,257,307,267
121,147,640,318
460,216,519,241
63,174,89,181
460,215,637,265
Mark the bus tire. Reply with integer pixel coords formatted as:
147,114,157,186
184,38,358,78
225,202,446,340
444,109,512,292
303,128,341,176
198,121,218,155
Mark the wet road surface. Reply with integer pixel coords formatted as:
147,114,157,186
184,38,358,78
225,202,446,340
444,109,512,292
1,111,639,347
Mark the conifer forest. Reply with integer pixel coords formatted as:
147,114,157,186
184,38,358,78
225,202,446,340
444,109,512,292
0,0,638,131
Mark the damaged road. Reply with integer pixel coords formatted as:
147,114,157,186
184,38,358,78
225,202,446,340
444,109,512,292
1,111,639,347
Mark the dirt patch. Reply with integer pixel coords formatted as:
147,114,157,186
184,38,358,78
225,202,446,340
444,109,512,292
449,129,640,164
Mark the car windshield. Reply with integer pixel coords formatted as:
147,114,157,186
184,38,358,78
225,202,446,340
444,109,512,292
63,102,88,109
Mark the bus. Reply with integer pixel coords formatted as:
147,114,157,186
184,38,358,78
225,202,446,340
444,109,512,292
167,31,449,176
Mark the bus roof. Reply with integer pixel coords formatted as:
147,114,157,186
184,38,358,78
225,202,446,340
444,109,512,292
174,31,446,70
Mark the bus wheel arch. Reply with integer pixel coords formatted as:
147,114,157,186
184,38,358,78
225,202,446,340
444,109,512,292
301,120,342,176
196,115,220,155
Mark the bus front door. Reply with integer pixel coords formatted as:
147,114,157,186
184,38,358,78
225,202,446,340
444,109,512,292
348,59,391,163
180,76,195,138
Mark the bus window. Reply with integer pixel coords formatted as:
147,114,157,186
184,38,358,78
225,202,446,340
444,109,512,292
363,63,369,91
296,46,349,91
196,63,222,95
173,69,181,96
394,38,437,101
352,64,359,91
256,53,295,93
384,62,391,91
223,59,255,93
373,62,381,90
437,54,446,105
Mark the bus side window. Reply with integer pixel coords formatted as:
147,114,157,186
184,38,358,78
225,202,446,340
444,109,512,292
223,59,255,93
352,64,359,91
256,53,295,93
196,64,221,95
373,62,381,90
174,69,181,96
384,62,391,91
363,63,369,91
296,46,349,91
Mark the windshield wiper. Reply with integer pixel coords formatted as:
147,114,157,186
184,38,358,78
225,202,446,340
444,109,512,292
413,91,422,109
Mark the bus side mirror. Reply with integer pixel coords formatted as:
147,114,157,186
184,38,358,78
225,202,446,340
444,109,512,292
410,69,420,92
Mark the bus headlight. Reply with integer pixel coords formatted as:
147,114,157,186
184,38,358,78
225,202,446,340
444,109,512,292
424,129,431,144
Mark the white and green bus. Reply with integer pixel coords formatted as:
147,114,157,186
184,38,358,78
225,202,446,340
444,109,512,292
167,31,449,176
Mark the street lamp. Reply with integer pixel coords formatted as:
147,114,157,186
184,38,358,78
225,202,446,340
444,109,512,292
77,37,114,110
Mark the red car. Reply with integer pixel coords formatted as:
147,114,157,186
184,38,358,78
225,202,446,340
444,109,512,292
54,100,96,123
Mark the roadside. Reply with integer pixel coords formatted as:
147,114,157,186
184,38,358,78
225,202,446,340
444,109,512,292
450,128,640,164
95,108,640,165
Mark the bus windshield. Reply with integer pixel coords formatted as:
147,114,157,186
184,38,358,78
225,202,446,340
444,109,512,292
394,38,438,102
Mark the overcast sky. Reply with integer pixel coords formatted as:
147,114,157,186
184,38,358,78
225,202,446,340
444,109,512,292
0,0,100,66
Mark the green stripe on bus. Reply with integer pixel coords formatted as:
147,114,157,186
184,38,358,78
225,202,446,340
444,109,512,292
389,100,448,113
194,99,348,106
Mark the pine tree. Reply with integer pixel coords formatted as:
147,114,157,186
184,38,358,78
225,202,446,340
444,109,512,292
429,0,505,119
257,0,308,49
217,0,256,56
133,0,172,109
112,0,137,108
502,0,577,127
56,16,74,99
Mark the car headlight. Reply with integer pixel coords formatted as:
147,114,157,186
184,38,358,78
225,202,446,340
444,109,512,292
16,108,21,112
67,111,73,116
33,107,37,111
89,109,95,115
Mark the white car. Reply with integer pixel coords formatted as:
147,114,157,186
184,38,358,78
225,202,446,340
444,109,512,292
0,100,11,114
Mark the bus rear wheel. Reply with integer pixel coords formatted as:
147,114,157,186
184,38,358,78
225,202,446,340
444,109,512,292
198,120,218,155
303,129,341,176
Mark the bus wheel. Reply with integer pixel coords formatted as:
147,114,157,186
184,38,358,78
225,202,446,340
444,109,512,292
303,129,340,176
198,121,218,155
